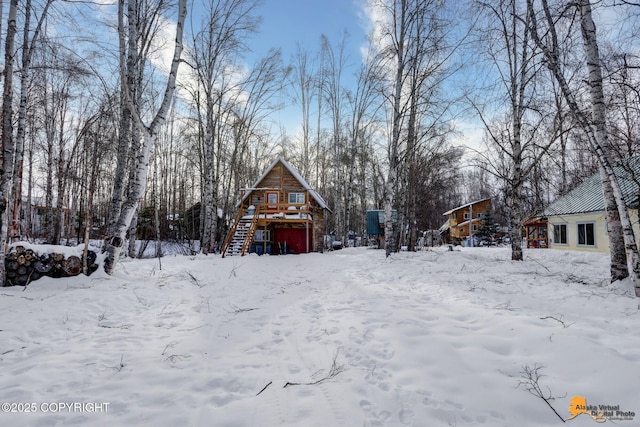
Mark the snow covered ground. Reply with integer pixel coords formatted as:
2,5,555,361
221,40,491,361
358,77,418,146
0,246,639,426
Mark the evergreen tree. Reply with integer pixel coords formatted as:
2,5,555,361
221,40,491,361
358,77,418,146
476,211,498,245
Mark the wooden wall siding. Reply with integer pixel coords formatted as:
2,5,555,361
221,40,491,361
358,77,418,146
454,199,491,223
257,164,307,195
228,159,328,254
250,194,265,207
449,199,492,239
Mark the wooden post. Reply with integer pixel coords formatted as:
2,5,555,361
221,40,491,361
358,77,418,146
469,203,474,247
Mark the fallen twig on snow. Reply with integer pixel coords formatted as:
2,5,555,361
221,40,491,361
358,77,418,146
527,256,551,272
540,315,573,328
162,341,179,356
226,303,258,316
228,262,242,279
108,355,125,372
517,364,565,423
283,351,346,388
187,272,205,288
256,381,272,396
164,354,191,364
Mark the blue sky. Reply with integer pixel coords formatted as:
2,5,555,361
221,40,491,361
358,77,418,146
240,0,371,139
247,0,484,150
251,0,369,61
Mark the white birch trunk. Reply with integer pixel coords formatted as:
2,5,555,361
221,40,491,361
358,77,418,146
11,0,53,241
528,0,640,296
104,0,186,274
0,0,18,286
10,0,31,241
509,0,528,262
385,0,407,257
201,116,216,254
579,0,629,282
127,211,138,257
201,193,215,254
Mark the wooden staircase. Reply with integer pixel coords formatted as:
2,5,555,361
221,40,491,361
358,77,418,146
221,210,258,257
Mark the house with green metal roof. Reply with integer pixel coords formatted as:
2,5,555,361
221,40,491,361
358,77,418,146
540,158,640,252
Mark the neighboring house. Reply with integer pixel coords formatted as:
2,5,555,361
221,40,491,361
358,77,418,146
441,198,492,244
11,197,70,241
541,158,640,252
221,157,330,257
365,209,398,248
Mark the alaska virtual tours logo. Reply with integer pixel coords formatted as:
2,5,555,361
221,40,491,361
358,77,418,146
567,396,636,423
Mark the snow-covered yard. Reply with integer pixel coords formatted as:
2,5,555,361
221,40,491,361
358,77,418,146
0,246,638,426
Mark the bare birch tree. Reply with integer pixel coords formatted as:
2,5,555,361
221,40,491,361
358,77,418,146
527,0,640,295
401,3,460,251
0,0,18,285
345,51,384,247
226,49,288,199
187,0,261,254
369,0,457,256
108,0,174,258
320,33,349,248
370,0,411,256
472,0,556,260
291,45,316,179
9,0,55,241
103,0,187,273
576,0,630,282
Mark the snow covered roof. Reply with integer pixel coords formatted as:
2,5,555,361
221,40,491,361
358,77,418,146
541,157,640,217
242,157,330,210
443,197,492,216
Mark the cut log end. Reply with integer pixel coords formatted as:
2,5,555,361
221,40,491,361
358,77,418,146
4,247,99,287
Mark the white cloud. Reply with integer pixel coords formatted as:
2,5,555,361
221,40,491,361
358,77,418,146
451,118,486,159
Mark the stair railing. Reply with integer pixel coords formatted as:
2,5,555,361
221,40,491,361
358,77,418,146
221,208,246,257
239,208,260,256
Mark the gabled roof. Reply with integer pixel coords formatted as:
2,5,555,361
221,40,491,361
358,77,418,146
443,197,491,216
542,157,640,217
242,156,330,210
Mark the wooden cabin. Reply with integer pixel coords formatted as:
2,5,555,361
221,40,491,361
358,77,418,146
221,157,329,257
442,198,492,245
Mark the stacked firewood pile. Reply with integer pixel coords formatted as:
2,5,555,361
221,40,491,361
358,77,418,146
5,245,99,286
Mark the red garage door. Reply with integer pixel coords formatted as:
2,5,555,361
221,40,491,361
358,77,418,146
274,228,310,254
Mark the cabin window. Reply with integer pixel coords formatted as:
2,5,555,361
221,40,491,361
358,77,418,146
553,224,567,245
254,230,271,242
288,193,305,204
463,212,470,220
577,222,595,246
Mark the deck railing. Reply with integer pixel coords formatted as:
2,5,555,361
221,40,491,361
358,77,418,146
221,203,314,257
253,203,312,220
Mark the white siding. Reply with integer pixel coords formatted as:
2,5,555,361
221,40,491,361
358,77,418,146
547,209,640,253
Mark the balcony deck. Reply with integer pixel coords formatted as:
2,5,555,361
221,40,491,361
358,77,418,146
247,203,313,227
